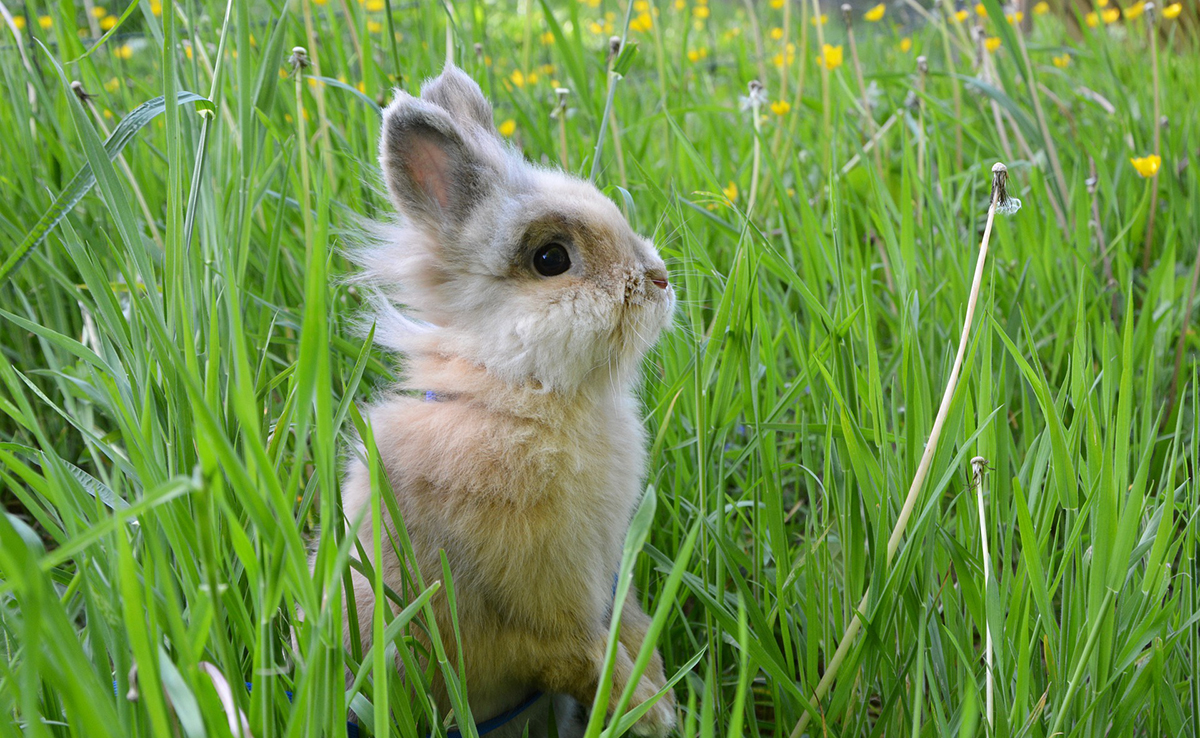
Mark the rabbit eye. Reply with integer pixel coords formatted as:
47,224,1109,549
533,243,571,277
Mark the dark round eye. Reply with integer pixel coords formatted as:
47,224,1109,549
533,242,571,277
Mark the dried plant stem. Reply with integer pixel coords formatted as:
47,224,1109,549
747,83,763,219
1088,158,1119,324
844,8,883,180
768,0,795,161
556,90,570,170
609,105,629,190
789,164,1009,738
972,456,994,730
811,0,831,176
917,57,928,228
936,0,969,169
589,69,622,184
838,114,899,177
741,0,768,87
1142,17,1162,270
1012,23,1070,231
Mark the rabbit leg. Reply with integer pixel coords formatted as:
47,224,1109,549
615,596,676,735
537,631,675,738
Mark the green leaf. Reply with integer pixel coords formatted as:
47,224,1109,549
1,90,213,284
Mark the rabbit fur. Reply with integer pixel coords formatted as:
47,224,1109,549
335,64,677,737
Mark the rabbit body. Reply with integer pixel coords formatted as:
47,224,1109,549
335,64,676,736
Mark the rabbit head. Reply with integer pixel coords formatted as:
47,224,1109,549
356,64,674,394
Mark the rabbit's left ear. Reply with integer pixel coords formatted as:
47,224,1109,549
378,85,497,234
419,64,497,136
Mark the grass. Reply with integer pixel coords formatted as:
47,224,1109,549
1,1,1199,737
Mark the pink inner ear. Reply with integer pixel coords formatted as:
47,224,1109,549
408,135,452,210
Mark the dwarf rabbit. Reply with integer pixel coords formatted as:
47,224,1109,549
336,64,677,737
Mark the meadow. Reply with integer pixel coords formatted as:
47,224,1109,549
1,0,1199,736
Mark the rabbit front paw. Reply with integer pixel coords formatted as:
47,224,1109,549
627,673,676,738
611,643,676,738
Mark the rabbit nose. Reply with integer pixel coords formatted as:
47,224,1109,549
646,268,669,290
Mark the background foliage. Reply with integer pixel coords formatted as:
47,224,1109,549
1,0,1198,736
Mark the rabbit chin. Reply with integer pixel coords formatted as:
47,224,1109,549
455,289,674,394
394,282,673,397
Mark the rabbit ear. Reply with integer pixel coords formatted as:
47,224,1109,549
378,86,497,232
419,63,496,135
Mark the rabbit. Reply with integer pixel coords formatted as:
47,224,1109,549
334,63,677,737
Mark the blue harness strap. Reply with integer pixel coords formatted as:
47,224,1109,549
447,691,544,738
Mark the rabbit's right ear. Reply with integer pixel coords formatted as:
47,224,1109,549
378,91,497,233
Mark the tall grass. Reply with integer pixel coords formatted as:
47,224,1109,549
1,1,1198,737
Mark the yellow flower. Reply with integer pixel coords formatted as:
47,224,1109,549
12,15,26,29
864,3,885,21
770,100,791,116
1033,1,1050,14
722,181,738,202
510,69,526,87
816,43,843,70
540,30,555,44
91,7,108,18
696,0,707,5
693,5,709,19
631,10,655,29
1098,0,1108,6
1052,53,1070,68
540,63,556,75
1006,11,1024,23
1101,8,1119,22
38,15,53,29
674,0,686,9
899,37,912,52
773,43,796,67
953,9,969,22
771,0,785,7
183,40,193,59
634,0,650,10
582,0,601,6
356,81,366,93
115,44,133,59
686,47,708,62
104,77,120,92
527,72,539,84
365,0,384,10
103,109,114,119
770,26,784,39
100,15,117,30
1085,12,1099,26
1123,2,1144,19
367,20,383,33
974,3,986,16
811,12,827,25
984,36,1000,52
1163,3,1182,18
1130,154,1161,178
150,1,162,15
498,119,516,137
